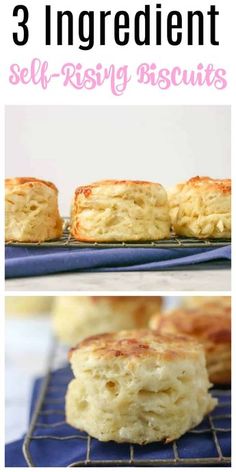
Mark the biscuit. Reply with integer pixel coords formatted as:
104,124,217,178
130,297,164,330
52,296,162,345
5,296,53,316
66,330,217,444
5,177,63,242
70,180,170,241
150,299,231,384
182,296,231,309
168,176,231,239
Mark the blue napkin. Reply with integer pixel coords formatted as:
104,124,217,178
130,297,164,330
5,245,231,278
5,365,231,467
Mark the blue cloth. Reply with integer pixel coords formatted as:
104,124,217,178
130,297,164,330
5,245,231,278
5,365,231,467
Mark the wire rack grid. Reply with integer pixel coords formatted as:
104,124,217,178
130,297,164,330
5,218,231,249
22,339,231,467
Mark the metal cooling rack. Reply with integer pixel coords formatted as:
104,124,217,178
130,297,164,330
23,339,231,467
5,218,231,249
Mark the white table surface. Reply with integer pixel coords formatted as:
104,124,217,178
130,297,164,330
5,268,230,292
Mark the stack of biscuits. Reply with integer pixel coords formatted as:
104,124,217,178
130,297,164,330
6,293,230,444
66,329,217,444
51,295,231,445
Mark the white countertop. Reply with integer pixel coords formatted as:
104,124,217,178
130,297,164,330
5,268,230,292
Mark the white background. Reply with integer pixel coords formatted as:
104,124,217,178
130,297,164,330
5,105,230,214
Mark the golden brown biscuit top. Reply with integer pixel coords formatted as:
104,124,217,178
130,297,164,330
177,176,231,194
5,177,58,192
75,179,162,197
69,329,202,361
151,303,231,345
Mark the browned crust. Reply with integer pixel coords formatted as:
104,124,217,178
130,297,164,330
5,177,58,192
69,330,200,361
69,231,99,242
210,370,231,385
74,180,162,198
179,176,231,194
152,304,230,344
151,303,231,384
